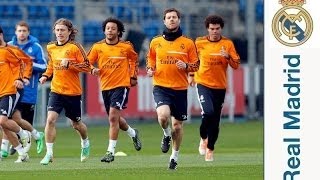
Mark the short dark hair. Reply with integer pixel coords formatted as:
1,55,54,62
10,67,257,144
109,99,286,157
102,18,125,38
163,8,181,20
0,26,3,34
205,15,224,29
16,21,30,31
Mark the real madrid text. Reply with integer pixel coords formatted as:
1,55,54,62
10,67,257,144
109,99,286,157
282,55,301,180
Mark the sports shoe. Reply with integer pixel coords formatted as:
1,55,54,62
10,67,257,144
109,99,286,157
132,129,142,151
100,151,114,163
40,154,53,165
36,132,45,154
14,153,29,163
161,135,171,153
1,149,8,158
81,146,90,162
20,130,32,153
205,148,214,161
198,138,207,156
9,145,16,155
168,159,178,170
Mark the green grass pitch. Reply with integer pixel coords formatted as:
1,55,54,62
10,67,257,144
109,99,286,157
0,120,263,180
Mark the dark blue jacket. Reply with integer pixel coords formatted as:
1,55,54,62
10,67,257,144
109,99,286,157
8,35,47,104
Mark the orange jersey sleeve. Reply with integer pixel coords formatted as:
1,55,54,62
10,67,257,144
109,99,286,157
0,46,26,97
87,40,138,90
67,42,92,73
146,35,199,90
43,41,89,95
194,36,240,89
7,45,33,80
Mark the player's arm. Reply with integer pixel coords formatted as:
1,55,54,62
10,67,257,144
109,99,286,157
7,47,32,80
146,40,156,76
185,42,199,72
87,44,100,75
7,49,25,79
226,42,240,69
128,47,138,87
66,44,92,73
146,40,156,71
128,45,139,81
41,52,53,79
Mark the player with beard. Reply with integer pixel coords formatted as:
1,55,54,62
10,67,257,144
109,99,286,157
87,17,142,163
146,8,199,170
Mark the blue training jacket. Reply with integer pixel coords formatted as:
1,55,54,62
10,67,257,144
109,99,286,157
8,35,47,104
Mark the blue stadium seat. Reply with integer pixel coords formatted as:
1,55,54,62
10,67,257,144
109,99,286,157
142,20,160,39
55,6,74,19
29,20,52,43
106,0,155,23
256,0,263,23
40,0,73,2
27,6,50,19
238,0,264,23
3,5,22,19
0,6,5,17
108,5,133,23
1,20,16,42
83,21,104,44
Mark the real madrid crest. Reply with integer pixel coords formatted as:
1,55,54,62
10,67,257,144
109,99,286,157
272,0,313,47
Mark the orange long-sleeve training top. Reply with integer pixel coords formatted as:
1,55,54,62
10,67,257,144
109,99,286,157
146,35,199,90
194,36,240,89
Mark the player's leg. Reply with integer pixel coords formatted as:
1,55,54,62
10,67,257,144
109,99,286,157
99,90,115,163
2,128,29,163
118,87,142,151
1,130,10,158
102,87,131,162
0,95,29,163
205,89,226,161
153,86,172,153
196,84,212,155
168,89,188,170
18,103,45,153
40,92,63,165
65,94,90,162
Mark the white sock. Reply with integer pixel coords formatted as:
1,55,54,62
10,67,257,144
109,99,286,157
126,126,135,138
162,127,171,137
14,144,25,155
46,143,54,155
16,127,25,138
1,139,9,152
31,129,40,140
107,140,117,154
81,137,90,148
170,149,179,161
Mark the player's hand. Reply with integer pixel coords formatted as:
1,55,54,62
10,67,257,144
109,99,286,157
188,76,196,87
130,78,138,87
91,68,100,76
23,78,30,86
147,68,155,77
220,46,230,59
60,58,69,68
39,76,48,84
176,60,187,70
14,79,24,89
